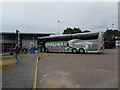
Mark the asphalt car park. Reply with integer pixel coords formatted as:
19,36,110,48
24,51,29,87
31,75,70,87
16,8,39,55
37,48,118,88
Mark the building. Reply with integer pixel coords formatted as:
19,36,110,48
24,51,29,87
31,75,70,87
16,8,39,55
0,32,54,52
115,36,120,47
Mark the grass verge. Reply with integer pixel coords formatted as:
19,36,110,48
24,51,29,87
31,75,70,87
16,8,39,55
2,56,16,60
0,54,24,72
1,64,12,72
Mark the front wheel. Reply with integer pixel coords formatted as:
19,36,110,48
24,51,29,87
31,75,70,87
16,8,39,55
79,48,85,54
72,48,77,54
45,48,49,53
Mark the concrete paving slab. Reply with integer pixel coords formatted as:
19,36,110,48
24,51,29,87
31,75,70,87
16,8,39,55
2,52,45,88
37,48,118,88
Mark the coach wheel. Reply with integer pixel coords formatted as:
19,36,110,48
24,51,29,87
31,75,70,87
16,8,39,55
45,48,49,53
72,48,77,54
79,48,85,54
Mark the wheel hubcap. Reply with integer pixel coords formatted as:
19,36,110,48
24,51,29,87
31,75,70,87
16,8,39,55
73,49,77,53
80,49,84,53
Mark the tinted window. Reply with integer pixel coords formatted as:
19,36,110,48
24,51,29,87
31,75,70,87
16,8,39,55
38,33,99,42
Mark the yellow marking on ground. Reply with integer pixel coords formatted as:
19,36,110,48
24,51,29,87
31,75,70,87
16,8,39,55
33,53,49,90
39,54,49,58
32,57,38,90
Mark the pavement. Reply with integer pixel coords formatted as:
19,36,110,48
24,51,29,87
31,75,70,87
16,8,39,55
2,52,45,88
37,48,118,88
2,48,119,89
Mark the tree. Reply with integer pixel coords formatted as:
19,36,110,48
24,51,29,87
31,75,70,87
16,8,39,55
105,29,120,36
82,30,91,33
62,27,82,34
63,28,73,34
73,28,82,33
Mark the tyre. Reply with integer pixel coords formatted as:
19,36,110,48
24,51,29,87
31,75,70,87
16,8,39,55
72,48,77,54
79,48,85,54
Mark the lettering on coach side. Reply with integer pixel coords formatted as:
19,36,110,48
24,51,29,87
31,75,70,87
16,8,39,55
46,41,66,47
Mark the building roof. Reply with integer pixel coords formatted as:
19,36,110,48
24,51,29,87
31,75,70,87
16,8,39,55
0,32,55,35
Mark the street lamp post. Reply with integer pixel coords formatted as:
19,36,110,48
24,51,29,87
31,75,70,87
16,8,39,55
16,30,20,44
112,24,114,30
58,21,60,35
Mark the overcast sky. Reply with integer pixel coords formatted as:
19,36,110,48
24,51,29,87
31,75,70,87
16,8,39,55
1,2,118,34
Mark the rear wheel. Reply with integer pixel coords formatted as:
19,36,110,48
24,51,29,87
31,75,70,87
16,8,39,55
79,48,85,54
72,48,77,54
